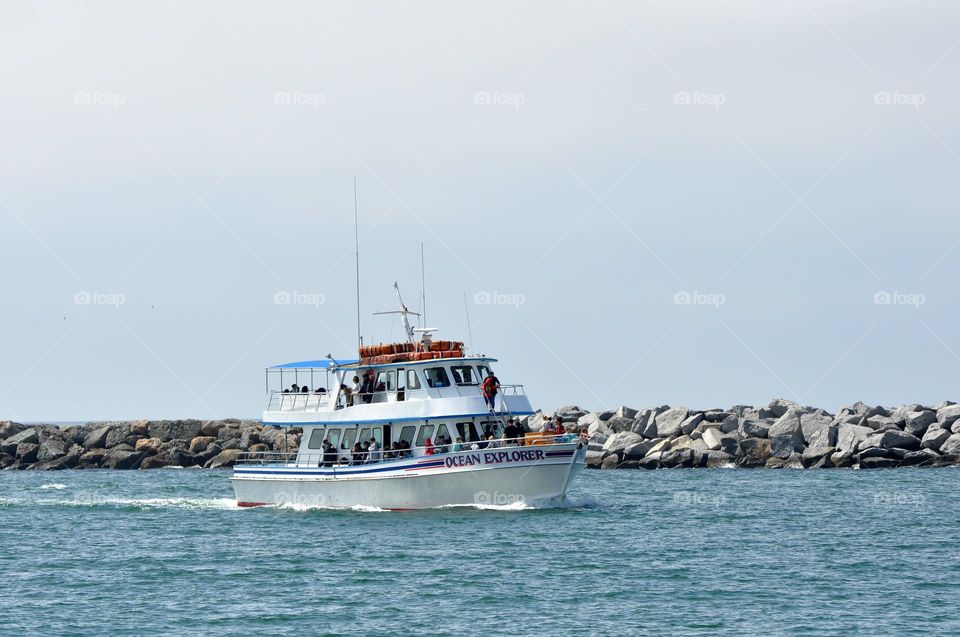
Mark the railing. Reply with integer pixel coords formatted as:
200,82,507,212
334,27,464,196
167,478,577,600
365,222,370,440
264,384,527,413
236,433,585,468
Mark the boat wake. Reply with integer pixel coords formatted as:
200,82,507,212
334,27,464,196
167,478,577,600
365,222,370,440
7,496,241,510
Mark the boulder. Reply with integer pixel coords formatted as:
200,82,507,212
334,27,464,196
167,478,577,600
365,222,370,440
737,438,772,466
603,416,637,434
859,456,900,469
701,428,724,451
875,430,921,451
770,434,805,459
189,436,217,454
248,443,269,453
597,410,616,422
800,412,834,445
636,454,661,469
645,438,672,456
837,424,873,454
78,448,108,468
623,439,659,461
0,421,27,441
134,438,163,454
702,410,732,423
148,420,202,442
921,426,951,451
129,420,150,436
16,442,40,463
679,413,704,436
600,454,619,470
615,405,639,420
761,398,801,419
655,407,688,438
703,450,735,468
140,455,171,470
200,420,222,437
603,432,644,454
102,448,146,470
805,423,838,449
830,451,854,468
937,433,960,456
585,450,604,468
901,448,940,467
801,446,835,468
717,435,740,456
719,415,739,434
937,404,960,428
631,410,658,438
36,438,69,463
903,410,937,438
83,426,112,450
1,428,39,454
104,425,129,449
766,453,803,469
768,410,804,439
738,419,770,439
858,447,907,461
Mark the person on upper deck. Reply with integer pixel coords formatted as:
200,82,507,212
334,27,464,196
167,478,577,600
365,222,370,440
481,373,501,412
291,383,300,393
360,369,375,403
351,376,361,402
339,384,351,408
301,385,309,393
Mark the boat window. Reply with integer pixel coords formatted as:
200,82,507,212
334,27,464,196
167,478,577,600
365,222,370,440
399,426,416,445
308,429,324,449
406,369,422,390
479,420,502,439
455,422,480,443
375,370,397,392
450,365,480,386
416,425,435,447
435,424,451,446
342,428,358,450
477,365,493,379
359,428,371,445
371,426,383,446
327,429,341,449
424,367,450,388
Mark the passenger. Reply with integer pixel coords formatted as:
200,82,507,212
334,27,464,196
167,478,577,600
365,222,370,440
339,384,351,408
301,385,309,393
291,383,300,393
486,435,501,449
282,389,290,394
351,376,361,402
367,438,380,463
556,418,566,436
314,386,324,394
321,439,336,467
360,369,375,403
400,440,412,458
451,436,464,452
480,373,501,412
503,419,519,446
542,416,557,433
351,442,364,464
424,438,436,455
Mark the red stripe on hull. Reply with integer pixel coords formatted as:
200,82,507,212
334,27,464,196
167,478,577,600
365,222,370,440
236,501,269,508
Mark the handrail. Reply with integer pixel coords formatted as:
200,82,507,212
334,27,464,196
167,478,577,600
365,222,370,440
236,434,585,467
264,384,526,412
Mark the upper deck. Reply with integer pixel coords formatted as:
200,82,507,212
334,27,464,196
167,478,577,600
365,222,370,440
263,355,534,426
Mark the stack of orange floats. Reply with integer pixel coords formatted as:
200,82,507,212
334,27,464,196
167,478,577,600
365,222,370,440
357,340,464,366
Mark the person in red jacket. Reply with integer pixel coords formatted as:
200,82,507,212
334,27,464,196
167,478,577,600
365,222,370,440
481,373,501,412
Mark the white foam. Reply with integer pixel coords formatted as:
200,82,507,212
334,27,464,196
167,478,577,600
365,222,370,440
46,496,239,510
40,483,67,490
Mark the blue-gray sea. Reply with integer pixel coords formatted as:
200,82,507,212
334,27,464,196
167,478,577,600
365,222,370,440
1,467,957,636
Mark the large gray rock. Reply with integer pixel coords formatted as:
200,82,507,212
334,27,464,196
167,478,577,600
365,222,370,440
83,426,112,450
632,410,659,438
738,438,772,466
768,410,804,439
703,450,735,467
585,450,604,468
149,420,203,442
602,416,636,434
623,439,659,461
0,422,27,441
104,425,130,449
875,430,921,451
801,446,835,468
770,434,805,459
1,428,39,454
16,442,40,463
938,433,960,456
738,418,770,439
761,398,801,419
937,404,960,428
701,427,724,451
800,412,834,444
102,448,147,470
901,448,940,467
859,455,900,469
920,426,951,451
679,413,704,435
904,410,937,437
615,405,639,420
837,424,873,454
37,438,69,463
655,407,688,438
603,432,645,455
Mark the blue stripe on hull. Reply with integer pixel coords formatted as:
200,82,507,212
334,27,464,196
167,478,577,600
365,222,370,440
263,410,535,427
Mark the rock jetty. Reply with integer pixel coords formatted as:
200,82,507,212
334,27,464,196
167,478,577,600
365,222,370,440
562,399,960,470
0,419,299,471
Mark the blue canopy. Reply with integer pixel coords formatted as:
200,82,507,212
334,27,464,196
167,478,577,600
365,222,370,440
268,359,358,369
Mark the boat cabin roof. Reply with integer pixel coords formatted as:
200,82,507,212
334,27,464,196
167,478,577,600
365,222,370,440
267,356,497,372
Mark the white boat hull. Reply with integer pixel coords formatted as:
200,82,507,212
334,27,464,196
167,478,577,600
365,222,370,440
231,443,586,510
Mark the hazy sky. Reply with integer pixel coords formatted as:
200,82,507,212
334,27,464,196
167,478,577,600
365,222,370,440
1,1,958,421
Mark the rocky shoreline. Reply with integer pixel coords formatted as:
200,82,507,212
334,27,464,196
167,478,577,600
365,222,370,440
2,398,959,471
571,399,960,470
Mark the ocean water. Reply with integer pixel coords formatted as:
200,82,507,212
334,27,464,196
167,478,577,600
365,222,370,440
1,467,958,636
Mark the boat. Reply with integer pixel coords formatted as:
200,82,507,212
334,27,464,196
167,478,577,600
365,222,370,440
231,284,587,510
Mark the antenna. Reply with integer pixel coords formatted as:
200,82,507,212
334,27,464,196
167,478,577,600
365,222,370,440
373,282,421,344
420,243,426,329
463,291,475,353
354,177,361,350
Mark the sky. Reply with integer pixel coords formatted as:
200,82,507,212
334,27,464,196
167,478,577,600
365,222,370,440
1,0,958,421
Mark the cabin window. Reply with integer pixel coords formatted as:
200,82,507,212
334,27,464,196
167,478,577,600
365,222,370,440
477,365,493,380
406,369,422,390
455,422,480,443
359,428,371,445
435,424,451,446
342,428,358,450
375,370,397,392
399,426,416,445
308,429,324,449
479,420,502,440
327,429,341,449
424,367,450,388
450,365,480,386
416,425,435,447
